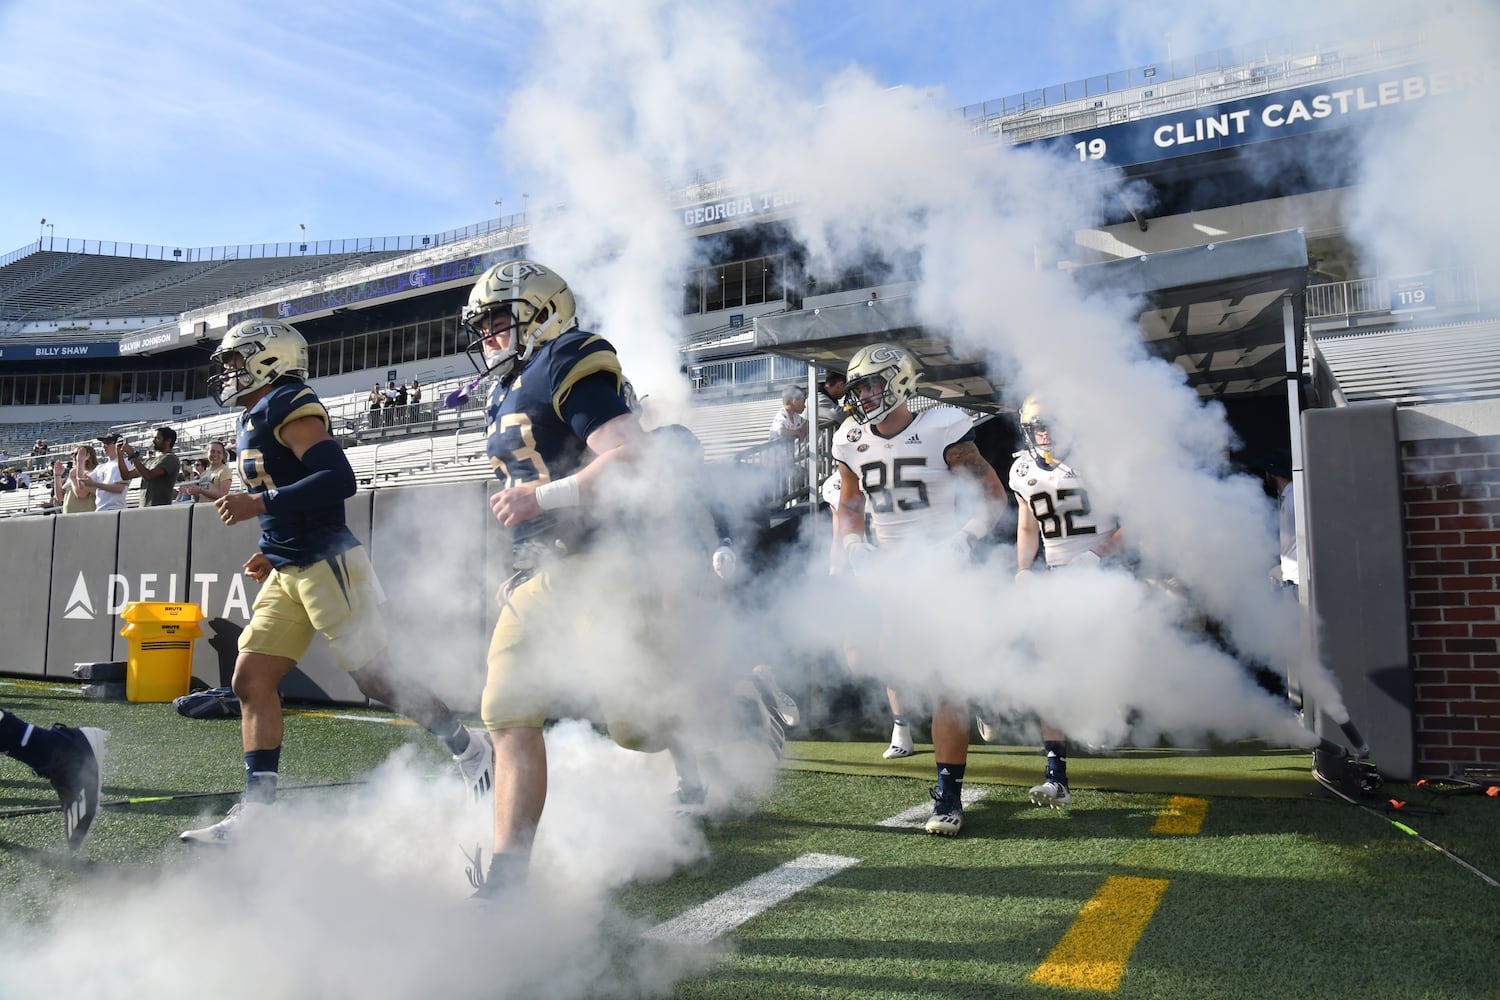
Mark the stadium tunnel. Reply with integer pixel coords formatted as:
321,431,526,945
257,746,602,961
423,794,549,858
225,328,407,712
751,228,1417,779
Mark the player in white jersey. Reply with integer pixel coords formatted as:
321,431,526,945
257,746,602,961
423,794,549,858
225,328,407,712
1006,396,1123,810
830,343,1007,836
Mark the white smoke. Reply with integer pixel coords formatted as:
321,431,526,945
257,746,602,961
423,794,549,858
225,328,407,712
13,0,1493,993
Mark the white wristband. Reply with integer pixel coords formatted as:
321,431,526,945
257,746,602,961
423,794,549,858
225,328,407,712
533,475,581,511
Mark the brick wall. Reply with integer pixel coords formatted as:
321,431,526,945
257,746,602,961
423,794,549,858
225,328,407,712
1401,435,1500,777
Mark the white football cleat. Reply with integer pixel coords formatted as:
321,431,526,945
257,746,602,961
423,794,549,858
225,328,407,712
180,799,269,844
1029,779,1073,810
882,722,914,760
455,727,494,806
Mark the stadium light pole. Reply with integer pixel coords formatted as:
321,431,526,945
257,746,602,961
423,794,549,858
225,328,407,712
522,193,529,220
38,217,45,246
494,198,502,222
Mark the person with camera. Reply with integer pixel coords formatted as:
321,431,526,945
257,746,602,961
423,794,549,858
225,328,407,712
88,435,130,512
52,444,99,513
119,426,181,507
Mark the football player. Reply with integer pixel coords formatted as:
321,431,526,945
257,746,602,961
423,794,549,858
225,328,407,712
0,706,105,849
830,343,1007,836
461,260,676,896
1007,396,1123,810
180,319,494,843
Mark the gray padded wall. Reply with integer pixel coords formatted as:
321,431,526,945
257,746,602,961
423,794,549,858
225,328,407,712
114,503,195,663
371,481,490,713
1303,401,1415,779
44,509,121,678
183,495,369,704
186,500,275,691
0,516,55,677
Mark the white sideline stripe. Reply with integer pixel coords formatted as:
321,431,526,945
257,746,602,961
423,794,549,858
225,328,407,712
647,852,860,944
877,786,989,828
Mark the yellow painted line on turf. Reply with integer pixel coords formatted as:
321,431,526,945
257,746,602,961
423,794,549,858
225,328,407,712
1150,796,1208,835
1029,875,1170,992
283,709,416,726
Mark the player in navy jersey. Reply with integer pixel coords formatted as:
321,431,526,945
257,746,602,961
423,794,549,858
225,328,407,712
459,259,650,895
180,318,493,843
460,260,790,897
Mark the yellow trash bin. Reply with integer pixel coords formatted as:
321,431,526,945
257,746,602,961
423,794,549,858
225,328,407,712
119,602,203,703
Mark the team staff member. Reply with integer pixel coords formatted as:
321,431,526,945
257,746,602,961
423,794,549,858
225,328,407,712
831,343,1007,836
180,318,493,843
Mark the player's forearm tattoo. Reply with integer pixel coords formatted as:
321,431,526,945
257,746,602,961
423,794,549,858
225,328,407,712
944,440,993,479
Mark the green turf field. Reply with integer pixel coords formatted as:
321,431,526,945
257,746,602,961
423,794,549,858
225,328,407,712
3,678,1498,999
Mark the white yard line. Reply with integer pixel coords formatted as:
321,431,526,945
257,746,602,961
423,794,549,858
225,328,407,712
649,786,991,942
876,785,989,828
646,852,860,943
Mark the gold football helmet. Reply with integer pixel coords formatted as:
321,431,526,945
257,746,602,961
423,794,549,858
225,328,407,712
461,259,578,384
208,319,310,407
842,343,920,425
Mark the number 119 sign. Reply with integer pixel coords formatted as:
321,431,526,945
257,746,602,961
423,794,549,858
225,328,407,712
1389,274,1435,313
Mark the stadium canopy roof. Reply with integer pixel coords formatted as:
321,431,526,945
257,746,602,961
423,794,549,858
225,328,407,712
752,228,1309,412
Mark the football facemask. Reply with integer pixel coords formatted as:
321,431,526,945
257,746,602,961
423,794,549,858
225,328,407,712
842,343,919,425
208,319,309,407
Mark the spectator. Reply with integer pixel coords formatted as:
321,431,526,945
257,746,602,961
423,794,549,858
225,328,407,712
383,381,400,425
408,378,422,422
768,385,809,441
15,467,31,490
816,369,848,426
89,435,130,512
53,445,98,513
0,469,15,492
367,383,385,428
394,380,409,425
119,426,181,507
180,440,233,503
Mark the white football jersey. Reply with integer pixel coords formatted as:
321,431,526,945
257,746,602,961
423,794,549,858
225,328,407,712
831,406,975,545
1008,452,1119,567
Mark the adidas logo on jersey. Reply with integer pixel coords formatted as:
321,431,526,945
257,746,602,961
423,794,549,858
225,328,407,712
904,432,922,445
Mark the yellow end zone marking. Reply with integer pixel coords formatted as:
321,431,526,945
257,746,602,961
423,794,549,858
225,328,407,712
1151,795,1208,835
1029,876,1170,992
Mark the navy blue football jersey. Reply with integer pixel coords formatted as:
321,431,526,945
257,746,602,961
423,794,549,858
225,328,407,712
486,329,632,549
236,382,358,567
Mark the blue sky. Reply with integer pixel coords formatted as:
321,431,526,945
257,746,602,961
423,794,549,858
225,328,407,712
0,0,1374,255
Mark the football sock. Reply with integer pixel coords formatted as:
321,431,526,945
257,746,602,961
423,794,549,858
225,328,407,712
935,762,966,802
432,712,471,755
477,852,529,897
0,709,62,776
1044,740,1068,785
245,746,282,804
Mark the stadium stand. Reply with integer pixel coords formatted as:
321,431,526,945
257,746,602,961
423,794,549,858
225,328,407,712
0,250,410,323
